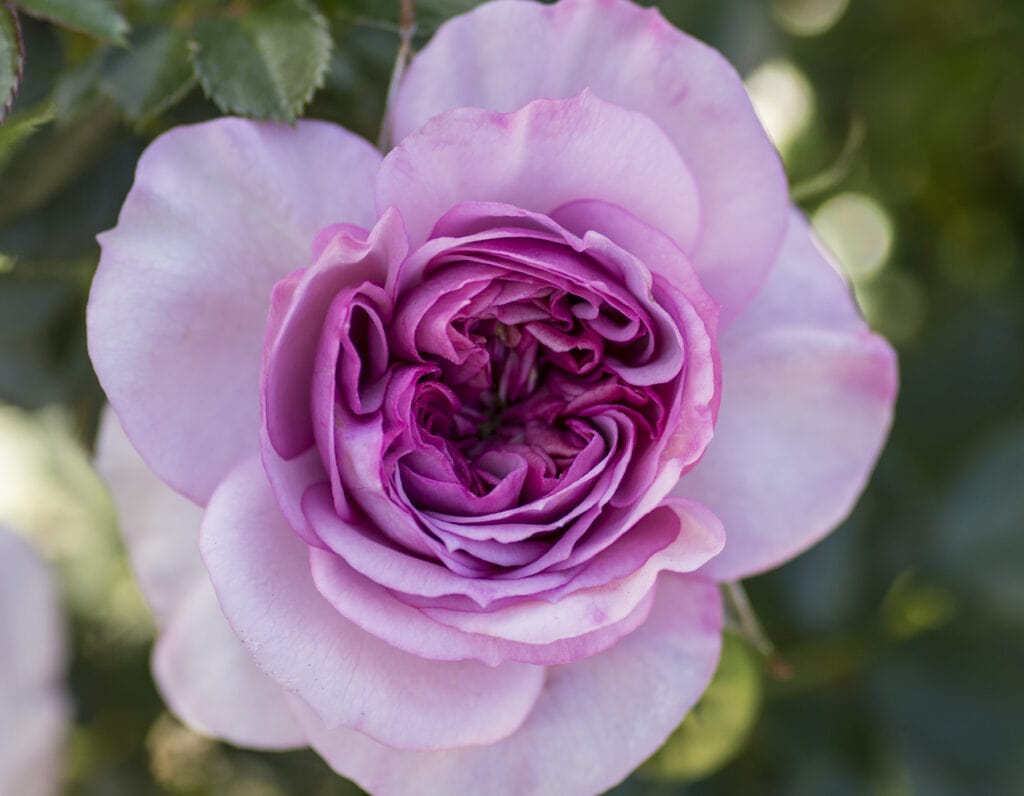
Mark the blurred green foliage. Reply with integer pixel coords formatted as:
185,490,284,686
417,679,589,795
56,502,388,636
0,0,1022,793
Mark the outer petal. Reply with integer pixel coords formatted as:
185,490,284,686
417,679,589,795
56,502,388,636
721,210,866,339
378,91,701,255
675,211,898,579
200,457,547,751
153,577,306,749
95,408,308,749
0,528,68,796
393,0,787,321
95,408,205,624
89,118,381,503
296,574,722,796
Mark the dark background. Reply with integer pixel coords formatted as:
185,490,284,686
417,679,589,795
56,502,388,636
1,0,1022,793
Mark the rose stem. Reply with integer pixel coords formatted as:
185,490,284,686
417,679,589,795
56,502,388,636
724,581,792,678
377,0,417,152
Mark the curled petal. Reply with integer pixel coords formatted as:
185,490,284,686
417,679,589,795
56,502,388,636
200,457,547,751
263,208,407,461
306,489,723,665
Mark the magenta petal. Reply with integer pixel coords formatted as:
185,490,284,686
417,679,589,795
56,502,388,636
200,457,546,750
89,118,381,503
295,574,722,796
551,198,717,333
300,482,578,608
263,208,407,461
420,500,723,645
393,0,787,321
675,211,898,579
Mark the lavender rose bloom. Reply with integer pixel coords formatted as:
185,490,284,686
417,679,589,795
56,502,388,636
89,0,897,793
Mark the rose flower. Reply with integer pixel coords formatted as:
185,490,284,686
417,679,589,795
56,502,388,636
90,0,897,793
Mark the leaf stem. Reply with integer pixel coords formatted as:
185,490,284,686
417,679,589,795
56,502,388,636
724,581,792,678
377,0,416,152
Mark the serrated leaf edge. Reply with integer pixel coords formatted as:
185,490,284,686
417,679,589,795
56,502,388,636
285,0,332,120
15,0,129,46
187,0,332,124
186,34,243,119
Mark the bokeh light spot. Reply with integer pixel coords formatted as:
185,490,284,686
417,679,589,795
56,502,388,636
772,0,850,37
812,192,895,282
745,59,815,155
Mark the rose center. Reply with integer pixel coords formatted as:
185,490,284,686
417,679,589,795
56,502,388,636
410,309,651,500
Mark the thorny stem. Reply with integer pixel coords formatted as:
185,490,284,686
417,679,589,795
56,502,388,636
725,581,792,678
377,0,417,152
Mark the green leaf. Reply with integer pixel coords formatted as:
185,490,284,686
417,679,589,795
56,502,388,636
0,99,55,169
326,0,482,33
15,0,128,45
0,97,119,225
189,0,332,123
417,0,483,30
52,49,105,121
640,633,764,782
1,3,24,123
101,27,195,126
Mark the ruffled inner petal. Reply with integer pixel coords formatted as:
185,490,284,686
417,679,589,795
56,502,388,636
260,195,721,663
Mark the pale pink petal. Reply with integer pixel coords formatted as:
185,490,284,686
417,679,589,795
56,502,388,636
89,118,381,503
296,574,722,796
200,457,546,751
392,0,787,321
153,577,306,749
94,407,205,624
722,210,865,341
310,546,658,667
378,91,701,255
0,530,64,688
0,691,67,796
0,528,69,796
675,212,898,579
